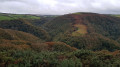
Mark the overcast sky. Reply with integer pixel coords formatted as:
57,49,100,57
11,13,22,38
0,0,120,15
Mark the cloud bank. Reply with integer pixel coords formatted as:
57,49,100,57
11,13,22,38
0,0,120,15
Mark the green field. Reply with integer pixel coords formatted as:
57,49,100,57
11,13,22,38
0,14,41,20
0,16,14,20
111,15,120,17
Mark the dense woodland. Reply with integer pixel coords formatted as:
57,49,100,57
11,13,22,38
0,13,120,67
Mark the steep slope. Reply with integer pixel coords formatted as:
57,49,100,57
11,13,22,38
44,12,120,51
0,19,50,41
0,28,40,42
28,15,57,27
0,28,76,52
0,28,42,49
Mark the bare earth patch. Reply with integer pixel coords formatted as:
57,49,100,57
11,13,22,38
72,24,87,36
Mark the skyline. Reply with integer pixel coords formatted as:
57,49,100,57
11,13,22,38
0,0,120,15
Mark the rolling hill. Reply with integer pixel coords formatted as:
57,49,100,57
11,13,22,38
0,18,50,41
0,28,42,50
0,13,58,41
1,12,120,67
44,12,120,51
0,28,40,41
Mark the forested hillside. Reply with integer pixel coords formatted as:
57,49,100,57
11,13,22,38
0,13,120,67
44,13,120,51
0,19,50,41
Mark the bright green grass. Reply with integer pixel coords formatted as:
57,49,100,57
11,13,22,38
0,16,13,20
11,15,41,19
111,15,120,17
114,15,120,17
0,14,40,20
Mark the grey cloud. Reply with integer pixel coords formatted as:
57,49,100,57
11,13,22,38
0,0,120,15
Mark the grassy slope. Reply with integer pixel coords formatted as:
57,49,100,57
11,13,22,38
0,13,41,20
72,25,87,36
111,15,120,18
0,16,14,20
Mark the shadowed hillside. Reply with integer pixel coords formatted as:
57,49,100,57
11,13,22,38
0,28,40,42
0,19,50,41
